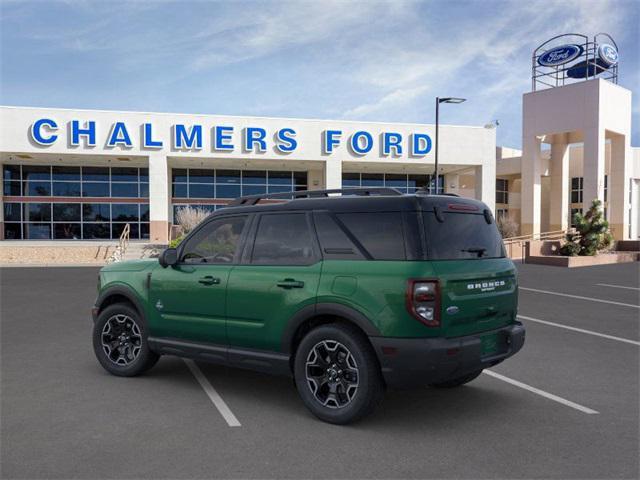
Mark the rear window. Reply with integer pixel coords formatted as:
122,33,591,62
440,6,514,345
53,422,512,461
423,212,505,260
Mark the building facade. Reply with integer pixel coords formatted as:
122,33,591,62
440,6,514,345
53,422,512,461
0,106,496,243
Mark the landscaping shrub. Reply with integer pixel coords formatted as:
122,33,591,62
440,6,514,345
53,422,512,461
560,199,613,256
497,215,519,239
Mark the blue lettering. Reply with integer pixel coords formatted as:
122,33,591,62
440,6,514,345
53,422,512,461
323,130,342,154
71,120,96,147
244,127,267,152
143,123,163,148
275,128,297,153
383,132,403,156
411,133,432,156
350,131,373,155
214,126,234,151
173,124,203,149
107,122,132,148
30,118,58,145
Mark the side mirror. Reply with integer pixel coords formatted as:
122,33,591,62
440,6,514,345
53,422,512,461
159,248,178,268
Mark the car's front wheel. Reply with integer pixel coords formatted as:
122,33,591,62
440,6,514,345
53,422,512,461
294,324,384,424
92,303,159,376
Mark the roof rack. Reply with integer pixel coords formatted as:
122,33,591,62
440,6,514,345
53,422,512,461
227,187,403,207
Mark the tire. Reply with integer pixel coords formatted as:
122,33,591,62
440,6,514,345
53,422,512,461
93,303,159,377
428,369,483,388
294,323,384,425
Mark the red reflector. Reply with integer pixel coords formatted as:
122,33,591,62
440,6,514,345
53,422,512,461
415,293,435,302
381,346,398,356
446,348,460,356
448,203,479,211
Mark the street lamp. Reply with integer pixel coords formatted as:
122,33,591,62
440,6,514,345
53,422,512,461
434,97,466,193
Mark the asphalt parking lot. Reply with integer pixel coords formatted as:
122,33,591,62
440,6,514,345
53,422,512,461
1,262,638,479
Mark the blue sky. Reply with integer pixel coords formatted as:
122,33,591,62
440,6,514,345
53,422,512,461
1,0,638,148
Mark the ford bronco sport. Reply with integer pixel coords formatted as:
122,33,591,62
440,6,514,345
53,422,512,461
92,188,525,424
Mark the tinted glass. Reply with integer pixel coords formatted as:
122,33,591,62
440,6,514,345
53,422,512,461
113,223,139,239
25,203,51,221
52,166,80,181
181,216,247,264
172,169,188,183
216,184,240,198
408,174,428,190
26,181,51,196
54,223,81,239
3,181,21,196
267,171,292,185
242,170,266,184
3,165,21,181
4,203,21,221
139,168,149,182
83,203,110,221
52,182,81,197
342,173,360,187
23,165,50,181
112,204,139,221
140,204,150,222
242,185,266,196
172,183,187,198
314,212,365,260
189,169,215,183
268,184,294,194
188,183,215,198
25,223,51,239
110,167,138,181
83,223,110,239
4,222,22,239
423,212,504,260
337,212,405,260
111,183,139,197
53,203,81,221
360,173,384,187
385,174,407,187
293,171,307,186
82,182,109,197
252,213,315,265
140,183,149,197
82,167,110,181
216,170,241,184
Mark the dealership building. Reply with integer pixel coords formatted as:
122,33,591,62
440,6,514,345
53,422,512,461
0,34,638,245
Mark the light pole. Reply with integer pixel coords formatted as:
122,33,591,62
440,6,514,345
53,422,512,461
434,97,466,193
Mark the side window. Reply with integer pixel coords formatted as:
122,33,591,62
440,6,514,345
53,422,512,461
181,216,247,264
336,212,406,260
251,213,316,265
313,212,365,260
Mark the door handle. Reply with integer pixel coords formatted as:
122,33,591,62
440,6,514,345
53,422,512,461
276,278,305,289
198,276,221,285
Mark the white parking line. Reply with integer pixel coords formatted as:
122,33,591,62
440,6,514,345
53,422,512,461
596,283,640,291
184,359,241,427
518,314,640,346
519,287,640,309
482,370,599,415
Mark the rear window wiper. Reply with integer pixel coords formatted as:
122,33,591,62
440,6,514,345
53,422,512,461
461,247,487,258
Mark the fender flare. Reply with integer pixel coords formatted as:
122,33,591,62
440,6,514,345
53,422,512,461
280,302,381,353
94,285,146,323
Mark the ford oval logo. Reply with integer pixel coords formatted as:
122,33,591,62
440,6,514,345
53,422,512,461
538,44,583,67
598,43,618,66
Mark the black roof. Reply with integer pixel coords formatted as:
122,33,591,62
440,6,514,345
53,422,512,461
216,188,489,215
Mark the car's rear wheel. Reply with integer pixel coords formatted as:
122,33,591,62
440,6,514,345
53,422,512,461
93,303,159,376
294,324,384,424
428,369,483,388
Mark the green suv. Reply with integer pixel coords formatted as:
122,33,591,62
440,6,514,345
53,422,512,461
92,188,525,424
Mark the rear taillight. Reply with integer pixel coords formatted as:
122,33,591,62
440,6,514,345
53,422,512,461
406,279,440,327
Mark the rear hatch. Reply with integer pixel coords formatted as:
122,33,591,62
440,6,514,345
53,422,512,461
422,206,517,339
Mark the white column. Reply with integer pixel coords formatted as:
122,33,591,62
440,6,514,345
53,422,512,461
474,163,495,213
609,134,631,240
324,159,342,190
148,153,170,243
549,134,570,232
582,126,606,211
521,135,543,236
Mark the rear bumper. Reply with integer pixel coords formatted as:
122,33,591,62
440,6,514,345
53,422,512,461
370,322,525,389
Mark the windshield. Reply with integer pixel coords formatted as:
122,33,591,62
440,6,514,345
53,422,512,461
423,211,505,260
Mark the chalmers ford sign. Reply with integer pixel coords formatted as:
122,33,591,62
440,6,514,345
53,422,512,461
29,118,434,157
